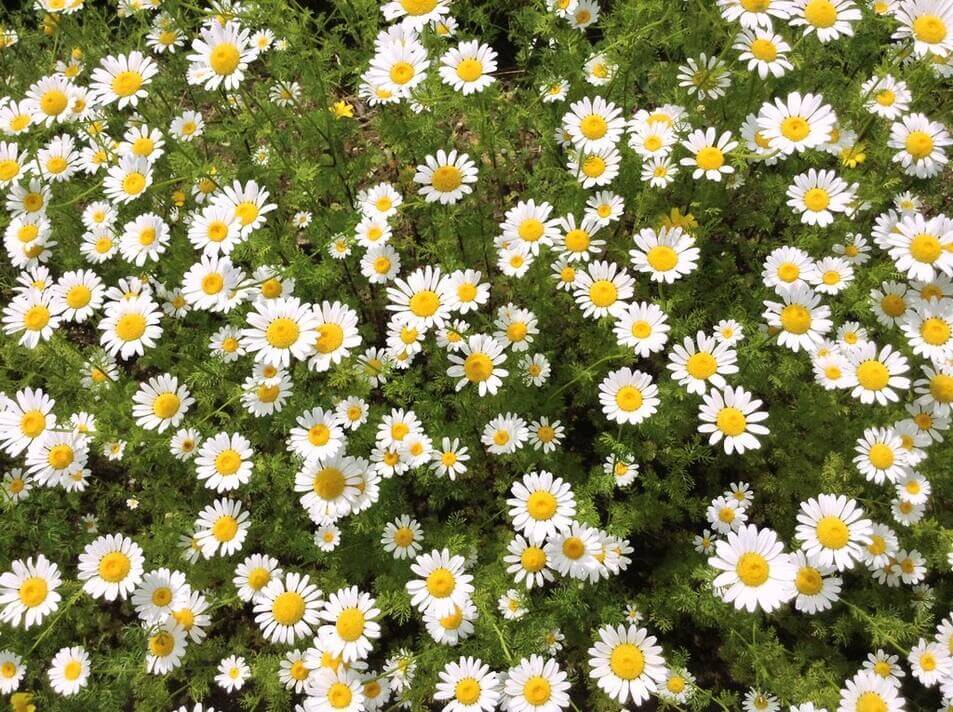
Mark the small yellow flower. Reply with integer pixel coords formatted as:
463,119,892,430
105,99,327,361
43,14,59,35
172,190,186,207
11,692,35,712
71,46,83,60
331,100,354,119
840,144,866,168
661,208,698,234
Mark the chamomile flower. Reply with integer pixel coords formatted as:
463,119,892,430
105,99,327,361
194,497,250,558
103,155,153,205
76,533,144,601
786,169,856,227
254,572,323,645
361,244,401,284
502,655,570,712
698,386,770,454
735,29,793,78
413,149,478,204
888,113,951,178
847,343,910,405
233,554,283,604
588,624,667,705
709,524,795,613
708,495,749,534
447,334,508,396
187,20,257,91
789,0,862,41
677,54,731,100
680,128,738,181
0,650,25,694
630,226,699,283
795,494,872,570
294,454,364,524
318,586,381,663
790,550,842,614
762,284,832,352
757,92,837,155
213,179,276,236
170,110,205,140
308,301,362,373
585,191,625,225
520,353,551,386
132,374,193,432
2,288,61,348
243,297,319,368
504,534,555,590
434,656,500,712
90,51,158,108
546,523,602,578
668,331,739,395
894,0,953,57
567,145,621,188
508,470,576,540
599,368,660,425
563,96,626,153
809,256,854,295
439,40,497,94
132,568,188,624
862,75,911,119
529,417,564,453
194,432,254,492
553,214,605,262
838,671,905,712
482,412,529,454
0,554,62,628
406,548,473,617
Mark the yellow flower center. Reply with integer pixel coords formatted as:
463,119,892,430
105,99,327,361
716,407,747,436
686,352,717,379
40,89,68,116
868,443,894,469
116,313,146,341
921,317,950,345
856,360,889,390
780,304,811,334
425,567,455,597
272,591,306,625
913,14,947,44
910,233,941,263
316,323,344,353
646,245,678,271
112,70,143,97
335,608,365,641
313,467,345,500
589,280,617,307
562,536,585,559
122,171,146,196
210,42,241,75
527,491,557,520
781,116,810,141
580,114,608,140
98,551,132,583
431,165,462,192
149,631,175,657
816,516,849,548
803,188,830,212
750,38,777,60
47,444,74,469
265,317,300,348
582,155,605,177
23,305,50,331
212,514,238,541
523,676,551,705
609,643,645,680
795,566,823,595
736,552,769,586
695,146,724,170
399,0,437,14
455,58,483,82
905,131,934,158
389,61,415,85
855,692,888,712
804,0,837,27
615,385,644,412
455,678,481,704
18,577,48,606
930,374,953,403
